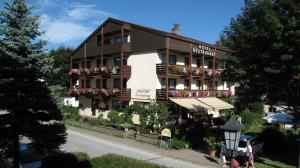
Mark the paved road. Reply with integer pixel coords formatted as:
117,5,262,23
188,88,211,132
62,129,211,168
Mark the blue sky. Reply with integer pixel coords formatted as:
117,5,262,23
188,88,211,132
14,0,244,50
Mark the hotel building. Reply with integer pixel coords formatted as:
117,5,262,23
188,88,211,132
68,18,234,121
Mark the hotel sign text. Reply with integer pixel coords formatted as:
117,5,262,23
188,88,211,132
192,45,216,56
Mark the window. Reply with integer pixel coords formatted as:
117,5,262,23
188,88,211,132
82,61,91,68
123,57,128,65
103,79,107,88
72,62,79,69
196,80,201,90
197,59,201,67
114,57,121,65
114,36,122,44
97,60,100,67
96,79,100,88
184,57,189,66
114,79,120,88
124,35,130,43
103,59,107,66
104,38,110,45
169,55,176,65
184,79,189,89
208,61,213,69
161,79,166,89
96,35,102,46
169,79,176,90
86,79,90,88
92,98,99,108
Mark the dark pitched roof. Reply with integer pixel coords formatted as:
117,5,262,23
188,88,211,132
72,17,232,55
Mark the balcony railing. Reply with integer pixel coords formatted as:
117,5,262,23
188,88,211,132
156,64,222,77
68,65,131,78
68,88,131,100
156,89,231,99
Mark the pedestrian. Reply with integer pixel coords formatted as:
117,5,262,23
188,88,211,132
245,141,255,168
219,141,227,168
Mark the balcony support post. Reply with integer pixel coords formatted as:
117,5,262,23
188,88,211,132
189,43,192,91
165,37,169,99
212,47,216,95
201,53,205,92
84,42,87,90
69,55,72,91
100,27,104,89
120,26,124,98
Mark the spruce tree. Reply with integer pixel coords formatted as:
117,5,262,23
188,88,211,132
0,0,66,167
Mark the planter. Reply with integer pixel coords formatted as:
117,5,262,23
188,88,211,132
209,149,216,157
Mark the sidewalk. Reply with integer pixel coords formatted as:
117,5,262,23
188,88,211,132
67,125,220,168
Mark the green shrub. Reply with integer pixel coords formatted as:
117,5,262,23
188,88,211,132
260,127,297,155
171,137,188,150
247,102,264,114
41,152,79,168
73,152,90,161
240,108,261,130
62,105,81,121
108,110,123,129
203,136,218,151
88,118,109,127
91,153,166,168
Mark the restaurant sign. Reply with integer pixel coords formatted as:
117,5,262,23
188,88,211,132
134,89,152,99
192,45,216,56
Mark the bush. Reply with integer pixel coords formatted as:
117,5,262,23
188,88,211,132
171,137,188,150
260,127,297,155
88,118,109,127
108,110,123,129
62,105,81,121
41,152,79,168
247,102,264,115
91,153,166,168
73,152,90,161
203,136,218,151
240,108,261,130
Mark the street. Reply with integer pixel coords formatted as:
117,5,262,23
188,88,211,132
62,129,211,168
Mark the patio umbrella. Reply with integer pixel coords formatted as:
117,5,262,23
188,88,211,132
263,112,295,124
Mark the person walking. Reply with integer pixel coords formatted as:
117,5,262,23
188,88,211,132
219,141,227,168
245,141,255,168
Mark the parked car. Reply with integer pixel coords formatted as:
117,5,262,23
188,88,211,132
236,134,263,157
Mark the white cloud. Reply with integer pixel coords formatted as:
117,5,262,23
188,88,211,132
67,3,114,21
40,14,91,44
38,2,117,46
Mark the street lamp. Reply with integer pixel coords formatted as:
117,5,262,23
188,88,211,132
221,116,244,168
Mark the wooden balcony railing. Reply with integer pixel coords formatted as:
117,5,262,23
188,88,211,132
69,65,131,78
68,88,131,100
156,89,231,99
156,64,222,77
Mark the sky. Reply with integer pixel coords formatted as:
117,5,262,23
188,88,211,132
2,0,244,50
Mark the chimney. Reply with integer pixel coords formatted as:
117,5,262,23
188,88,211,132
172,23,180,35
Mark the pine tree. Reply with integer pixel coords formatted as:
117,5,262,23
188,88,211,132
0,0,66,167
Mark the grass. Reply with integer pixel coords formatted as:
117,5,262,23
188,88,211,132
42,152,166,168
255,156,296,168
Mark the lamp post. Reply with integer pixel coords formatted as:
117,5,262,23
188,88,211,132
221,116,244,168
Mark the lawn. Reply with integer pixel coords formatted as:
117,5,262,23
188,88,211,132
42,152,166,168
255,156,296,168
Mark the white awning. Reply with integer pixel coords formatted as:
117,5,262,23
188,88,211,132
196,97,234,110
169,98,213,112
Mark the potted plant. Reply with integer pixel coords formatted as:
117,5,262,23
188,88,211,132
203,136,218,157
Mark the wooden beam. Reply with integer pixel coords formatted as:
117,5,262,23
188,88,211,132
189,43,192,91
165,37,169,99
100,27,104,89
120,26,124,98
84,42,87,89
201,53,205,91
69,55,72,90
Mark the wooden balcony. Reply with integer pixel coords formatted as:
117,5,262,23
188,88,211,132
156,64,222,77
156,89,231,100
69,65,131,78
68,88,131,101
